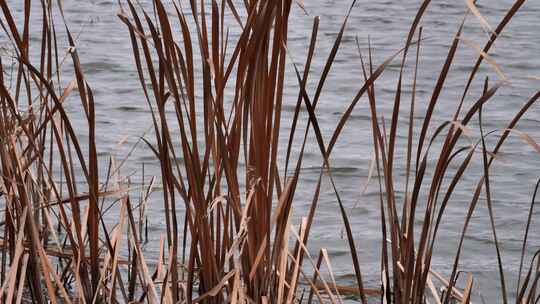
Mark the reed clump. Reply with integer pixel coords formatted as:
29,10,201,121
0,0,539,303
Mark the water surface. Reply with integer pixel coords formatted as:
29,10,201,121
6,0,540,302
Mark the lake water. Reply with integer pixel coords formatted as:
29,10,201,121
5,0,540,302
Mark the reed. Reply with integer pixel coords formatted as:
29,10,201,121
0,0,539,303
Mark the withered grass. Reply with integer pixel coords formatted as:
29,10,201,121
0,0,539,303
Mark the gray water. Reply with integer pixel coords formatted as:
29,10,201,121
5,0,540,302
